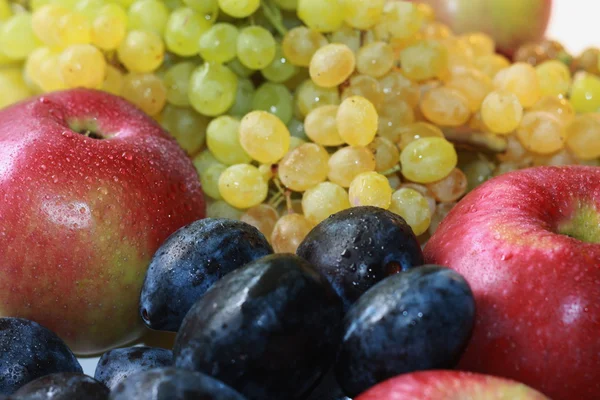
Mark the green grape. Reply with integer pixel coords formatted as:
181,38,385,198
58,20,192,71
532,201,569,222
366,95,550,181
163,0,184,10
161,104,209,155
128,0,169,34
164,7,211,56
228,78,255,117
227,58,254,78
198,23,238,63
294,79,340,118
206,115,252,165
218,0,260,18
274,0,298,11
287,117,309,140
188,61,238,116
237,26,276,70
164,61,196,107
117,30,165,73
207,200,243,219
218,164,269,209
570,72,600,114
193,149,220,174
200,162,227,200
92,4,127,51
183,0,219,21
107,0,136,6
261,43,299,83
252,82,294,124
0,14,39,60
298,0,345,32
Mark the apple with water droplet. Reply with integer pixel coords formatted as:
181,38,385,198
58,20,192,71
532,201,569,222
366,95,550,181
0,89,205,355
413,0,552,56
424,166,600,400
356,370,549,400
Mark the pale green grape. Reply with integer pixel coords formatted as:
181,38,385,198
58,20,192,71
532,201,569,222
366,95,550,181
297,0,345,32
128,0,169,34
0,14,39,60
228,58,254,78
274,0,298,10
161,104,209,155
228,78,255,117
164,61,196,107
164,7,211,56
206,115,252,165
188,62,238,116
193,149,220,173
261,43,298,83
183,0,219,21
198,23,238,63
237,26,276,70
201,162,227,200
218,0,260,18
74,0,105,18
252,82,294,124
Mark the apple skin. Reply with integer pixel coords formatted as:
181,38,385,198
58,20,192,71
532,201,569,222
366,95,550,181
355,370,550,400
414,0,552,56
0,89,206,355
424,166,600,400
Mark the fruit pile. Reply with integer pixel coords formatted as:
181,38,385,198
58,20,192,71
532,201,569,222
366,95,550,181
1,0,600,251
0,208,551,399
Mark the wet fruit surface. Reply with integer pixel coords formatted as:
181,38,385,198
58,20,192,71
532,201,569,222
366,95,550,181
94,346,172,391
109,367,246,400
0,318,82,395
297,206,424,311
173,253,342,400
12,372,109,400
139,218,272,332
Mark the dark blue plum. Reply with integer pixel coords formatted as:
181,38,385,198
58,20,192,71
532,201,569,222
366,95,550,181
139,218,273,332
11,373,108,400
335,265,476,397
297,206,424,312
0,318,82,395
94,346,172,391
173,254,343,400
108,367,246,400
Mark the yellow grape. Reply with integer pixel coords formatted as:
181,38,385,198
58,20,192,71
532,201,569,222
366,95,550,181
380,1,423,39
0,68,32,109
389,188,431,236
445,68,493,112
161,104,209,155
304,105,345,146
309,43,355,88
348,171,392,209
0,14,40,60
530,96,575,125
426,167,467,203
302,181,350,224
278,143,329,192
282,26,329,67
92,4,127,50
163,61,196,107
271,213,314,254
342,0,384,30
516,111,566,155
493,62,541,108
535,60,571,97
121,73,167,116
200,162,227,200
328,145,376,187
396,122,444,149
336,96,378,146
399,40,448,81
297,0,345,32
356,41,395,78
400,137,457,183
342,74,384,110
240,204,279,240
368,137,400,172
420,87,471,127
101,65,124,95
294,79,340,117
480,90,523,135
218,0,259,18
565,114,600,160
218,164,269,209
58,44,106,89
239,111,291,164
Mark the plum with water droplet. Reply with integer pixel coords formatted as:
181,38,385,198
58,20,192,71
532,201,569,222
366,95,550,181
297,206,424,311
11,372,109,399
0,318,82,395
94,346,172,391
109,367,246,400
335,265,476,397
173,254,343,400
139,218,273,332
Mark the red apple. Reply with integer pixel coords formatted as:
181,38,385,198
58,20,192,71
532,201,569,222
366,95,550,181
424,166,600,400
0,89,205,355
356,370,550,400
413,0,552,56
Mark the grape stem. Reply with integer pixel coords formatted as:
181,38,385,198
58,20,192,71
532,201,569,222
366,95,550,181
261,0,288,37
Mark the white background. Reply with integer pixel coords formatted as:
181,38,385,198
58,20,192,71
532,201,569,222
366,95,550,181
76,0,600,377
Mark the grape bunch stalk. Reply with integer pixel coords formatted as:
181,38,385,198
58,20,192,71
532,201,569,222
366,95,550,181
1,0,599,251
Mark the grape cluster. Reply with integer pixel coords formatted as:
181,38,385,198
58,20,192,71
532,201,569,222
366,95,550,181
1,0,599,251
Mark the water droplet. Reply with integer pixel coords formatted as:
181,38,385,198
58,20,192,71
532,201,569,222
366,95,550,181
51,175,58,183
122,152,133,161
40,165,47,170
